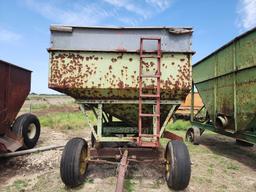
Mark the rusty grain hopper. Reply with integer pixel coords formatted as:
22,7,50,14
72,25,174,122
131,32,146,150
187,27,256,146
48,25,193,191
0,60,40,153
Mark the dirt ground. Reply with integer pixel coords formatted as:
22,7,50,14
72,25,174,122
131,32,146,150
0,96,255,192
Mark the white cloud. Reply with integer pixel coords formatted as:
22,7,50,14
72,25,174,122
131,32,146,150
237,0,256,30
0,27,21,42
24,0,172,26
103,0,171,19
103,0,151,19
146,0,171,10
24,0,114,25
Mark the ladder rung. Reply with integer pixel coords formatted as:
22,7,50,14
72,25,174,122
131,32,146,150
141,55,161,58
140,113,160,117
140,134,159,137
140,94,160,98
141,37,161,40
140,74,160,78
139,141,159,147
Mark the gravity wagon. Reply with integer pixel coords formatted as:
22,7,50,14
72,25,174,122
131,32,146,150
0,60,41,153
187,27,256,146
48,25,194,191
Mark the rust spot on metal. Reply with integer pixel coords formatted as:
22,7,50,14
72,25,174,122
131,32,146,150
117,81,124,88
129,58,133,62
117,54,123,59
111,58,117,62
115,48,127,52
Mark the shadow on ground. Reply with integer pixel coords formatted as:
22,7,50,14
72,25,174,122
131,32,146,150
198,133,256,170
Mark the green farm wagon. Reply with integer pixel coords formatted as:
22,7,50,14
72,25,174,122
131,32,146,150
187,27,256,146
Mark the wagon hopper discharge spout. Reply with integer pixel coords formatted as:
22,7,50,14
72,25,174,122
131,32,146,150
48,25,193,191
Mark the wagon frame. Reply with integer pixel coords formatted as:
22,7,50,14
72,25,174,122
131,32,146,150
188,82,256,145
78,100,182,144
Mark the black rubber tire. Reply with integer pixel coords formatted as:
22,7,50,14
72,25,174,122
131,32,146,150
91,132,96,147
165,140,191,191
12,113,41,149
235,139,254,147
60,137,88,187
185,127,201,145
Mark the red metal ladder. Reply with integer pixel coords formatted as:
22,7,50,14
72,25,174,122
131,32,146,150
138,37,161,147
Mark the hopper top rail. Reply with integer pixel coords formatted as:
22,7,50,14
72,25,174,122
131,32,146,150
49,25,193,53
0,60,32,73
194,26,256,66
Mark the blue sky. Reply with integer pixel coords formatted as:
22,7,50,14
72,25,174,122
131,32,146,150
0,0,256,93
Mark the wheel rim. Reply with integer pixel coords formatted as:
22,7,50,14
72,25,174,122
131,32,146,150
165,149,171,180
79,146,88,175
166,160,170,180
27,123,36,139
187,130,194,142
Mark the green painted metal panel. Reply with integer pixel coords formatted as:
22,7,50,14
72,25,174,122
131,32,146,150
192,55,216,83
193,27,256,133
236,67,256,131
196,81,215,123
236,31,256,70
217,45,233,76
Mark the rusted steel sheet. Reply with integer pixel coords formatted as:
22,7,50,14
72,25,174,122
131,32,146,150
49,52,191,100
49,25,193,53
115,150,128,192
162,131,183,141
193,27,256,132
0,60,31,135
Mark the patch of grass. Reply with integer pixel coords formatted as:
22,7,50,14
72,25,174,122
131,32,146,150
160,138,169,148
31,103,49,111
39,112,95,130
124,178,135,192
14,180,28,190
166,120,191,131
152,179,162,188
84,178,94,184
6,179,28,192
216,184,228,192
227,163,240,171
193,176,212,184
207,167,214,175
218,158,240,172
